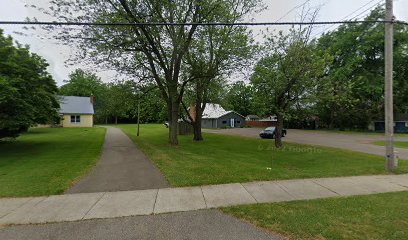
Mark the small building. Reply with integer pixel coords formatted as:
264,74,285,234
371,113,408,133
194,103,245,129
58,96,94,128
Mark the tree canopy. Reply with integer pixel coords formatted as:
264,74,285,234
46,0,262,145
314,7,408,129
0,29,59,139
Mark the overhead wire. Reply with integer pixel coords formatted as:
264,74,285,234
311,0,384,38
0,20,398,27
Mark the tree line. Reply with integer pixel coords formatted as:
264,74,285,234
42,1,407,146
59,69,168,125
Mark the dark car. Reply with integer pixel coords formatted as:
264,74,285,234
259,127,287,139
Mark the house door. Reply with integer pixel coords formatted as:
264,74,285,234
230,118,235,128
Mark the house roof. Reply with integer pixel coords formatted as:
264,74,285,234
202,103,243,119
58,96,94,114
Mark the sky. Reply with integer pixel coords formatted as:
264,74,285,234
0,0,407,86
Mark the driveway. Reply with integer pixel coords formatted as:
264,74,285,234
66,127,168,193
0,210,278,240
205,128,408,160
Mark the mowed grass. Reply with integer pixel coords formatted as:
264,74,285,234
372,140,408,149
0,127,106,197
222,191,408,240
116,124,408,186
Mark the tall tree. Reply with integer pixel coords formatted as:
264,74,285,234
105,81,134,124
0,29,59,139
314,7,408,129
224,81,254,117
45,0,262,145
60,69,105,97
181,13,256,141
251,30,327,147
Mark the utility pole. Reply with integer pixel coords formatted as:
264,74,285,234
385,0,396,172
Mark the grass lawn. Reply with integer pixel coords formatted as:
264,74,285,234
0,127,106,197
115,124,408,187
372,140,408,149
222,191,408,240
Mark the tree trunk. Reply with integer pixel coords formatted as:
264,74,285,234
115,116,118,124
167,98,179,145
192,110,203,141
105,117,108,124
275,113,284,148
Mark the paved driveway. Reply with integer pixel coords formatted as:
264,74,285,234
66,127,168,194
205,128,408,160
0,210,278,240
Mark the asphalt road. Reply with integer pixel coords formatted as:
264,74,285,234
0,210,279,240
205,128,408,159
66,127,168,194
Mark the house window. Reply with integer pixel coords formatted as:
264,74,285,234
393,122,396,127
222,120,227,124
237,121,241,124
70,115,81,123
405,122,408,127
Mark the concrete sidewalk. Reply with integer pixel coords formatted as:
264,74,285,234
1,174,407,225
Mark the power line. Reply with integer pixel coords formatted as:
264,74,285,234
311,0,384,38
352,1,384,20
342,0,380,20
0,20,400,27
274,0,311,22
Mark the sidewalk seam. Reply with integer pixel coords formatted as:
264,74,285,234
152,189,159,214
311,180,341,196
81,192,106,220
0,197,47,220
275,182,297,200
0,198,32,219
200,187,208,209
240,184,258,203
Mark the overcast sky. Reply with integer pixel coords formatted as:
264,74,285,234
1,0,407,86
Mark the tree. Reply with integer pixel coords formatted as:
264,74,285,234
105,81,134,124
251,30,327,147
44,0,262,145
0,29,59,139
314,7,408,129
181,16,256,141
135,85,168,124
224,81,254,117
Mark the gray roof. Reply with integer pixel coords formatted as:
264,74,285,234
58,96,94,114
202,103,244,119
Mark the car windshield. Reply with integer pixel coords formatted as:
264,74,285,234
264,127,275,131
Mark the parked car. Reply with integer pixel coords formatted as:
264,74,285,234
259,127,287,139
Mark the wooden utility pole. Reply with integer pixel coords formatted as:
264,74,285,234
385,0,396,172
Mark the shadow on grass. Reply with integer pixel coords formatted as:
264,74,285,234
0,141,49,156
